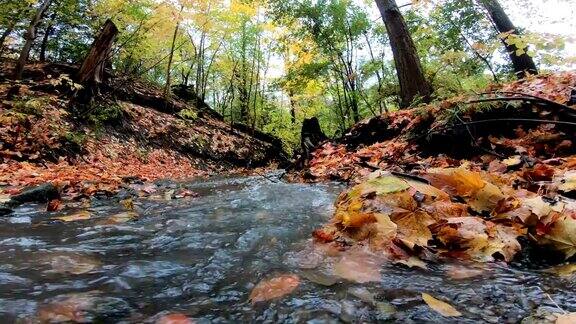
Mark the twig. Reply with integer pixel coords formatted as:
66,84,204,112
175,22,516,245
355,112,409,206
459,118,576,128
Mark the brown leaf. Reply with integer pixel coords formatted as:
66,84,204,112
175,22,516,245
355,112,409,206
539,215,576,259
421,293,462,317
47,199,62,212
556,312,576,324
156,313,195,324
333,247,382,283
249,274,300,304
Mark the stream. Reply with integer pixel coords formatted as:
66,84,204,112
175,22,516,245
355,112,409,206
0,174,575,323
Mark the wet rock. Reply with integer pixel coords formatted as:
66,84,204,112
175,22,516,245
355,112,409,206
7,183,59,207
0,204,13,216
37,291,131,323
122,176,144,184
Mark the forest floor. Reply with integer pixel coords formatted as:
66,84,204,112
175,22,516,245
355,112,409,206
0,61,285,209
291,72,576,277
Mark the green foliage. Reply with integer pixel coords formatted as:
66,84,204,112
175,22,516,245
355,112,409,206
178,108,198,121
12,98,48,116
63,131,87,147
87,103,124,126
1,0,574,156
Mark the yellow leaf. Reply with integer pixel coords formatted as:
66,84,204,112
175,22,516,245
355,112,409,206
97,211,139,225
394,256,427,270
502,155,522,167
421,293,462,317
120,198,133,210
363,175,410,195
545,263,576,277
391,211,434,249
541,216,576,259
53,210,91,222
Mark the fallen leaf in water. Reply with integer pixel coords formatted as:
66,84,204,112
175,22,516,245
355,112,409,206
46,254,101,275
249,274,300,303
545,263,576,277
97,211,139,225
394,256,427,269
53,210,91,222
47,199,62,211
540,216,576,259
156,313,195,324
556,312,576,324
300,270,339,286
444,264,485,280
421,293,462,317
333,248,382,283
120,198,134,210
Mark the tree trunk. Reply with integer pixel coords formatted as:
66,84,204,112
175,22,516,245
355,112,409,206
299,117,327,168
479,0,538,78
75,19,118,103
12,0,53,79
375,0,432,108
39,21,55,62
164,6,183,100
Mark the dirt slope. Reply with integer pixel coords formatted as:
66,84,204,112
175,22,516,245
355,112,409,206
0,61,285,196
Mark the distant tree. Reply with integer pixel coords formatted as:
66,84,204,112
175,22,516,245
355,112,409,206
13,0,54,79
478,0,537,77
375,0,432,107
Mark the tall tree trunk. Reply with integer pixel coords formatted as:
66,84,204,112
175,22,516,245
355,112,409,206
13,0,53,79
164,6,183,99
39,18,55,62
76,19,118,103
375,0,432,108
479,0,537,78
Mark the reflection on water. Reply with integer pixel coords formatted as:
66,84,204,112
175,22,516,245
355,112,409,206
0,174,574,323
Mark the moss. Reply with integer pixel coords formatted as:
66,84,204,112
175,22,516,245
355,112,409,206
178,108,198,121
12,98,47,116
88,102,124,126
63,131,87,147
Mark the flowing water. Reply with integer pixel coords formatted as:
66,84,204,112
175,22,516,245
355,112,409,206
0,174,575,323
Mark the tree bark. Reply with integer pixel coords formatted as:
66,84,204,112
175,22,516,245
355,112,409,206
375,0,432,108
12,0,53,79
479,0,537,78
75,19,118,103
164,6,183,100
39,18,55,62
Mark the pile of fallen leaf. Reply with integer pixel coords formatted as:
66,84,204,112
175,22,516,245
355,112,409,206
300,72,576,264
313,168,576,263
0,62,283,199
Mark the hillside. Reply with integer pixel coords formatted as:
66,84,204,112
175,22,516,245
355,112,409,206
0,61,286,199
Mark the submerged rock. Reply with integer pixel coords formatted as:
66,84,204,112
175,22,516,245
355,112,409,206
8,183,59,207
0,204,13,216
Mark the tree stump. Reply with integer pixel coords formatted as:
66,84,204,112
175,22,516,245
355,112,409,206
299,117,327,168
75,19,118,103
